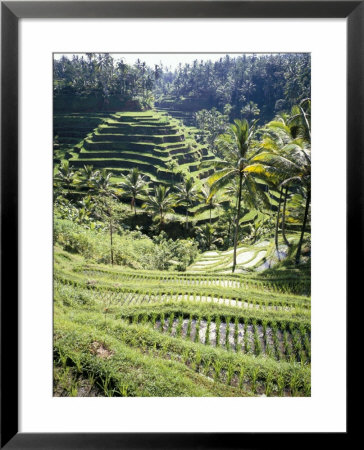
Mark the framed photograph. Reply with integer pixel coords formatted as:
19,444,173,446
1,1,356,448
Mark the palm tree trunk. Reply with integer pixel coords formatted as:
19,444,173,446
231,193,239,248
232,172,243,273
282,186,290,247
295,189,311,266
133,196,137,217
109,216,114,266
67,180,71,197
275,188,283,261
159,209,163,232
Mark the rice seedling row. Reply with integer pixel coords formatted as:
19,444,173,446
121,313,311,363
79,267,309,296
55,277,310,313
54,312,310,397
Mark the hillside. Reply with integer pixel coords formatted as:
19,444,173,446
56,111,214,185
53,113,106,163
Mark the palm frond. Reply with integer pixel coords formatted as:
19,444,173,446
207,167,235,185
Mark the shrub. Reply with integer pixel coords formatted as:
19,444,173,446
54,219,199,270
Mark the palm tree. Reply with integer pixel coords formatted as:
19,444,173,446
118,168,149,216
220,202,237,249
275,144,311,265
175,177,199,230
195,223,220,250
90,169,118,266
274,99,311,263
142,185,175,231
54,160,78,194
262,116,295,250
274,187,284,259
245,127,311,265
207,119,269,272
287,98,311,142
246,127,287,257
240,101,260,123
166,159,178,184
281,185,290,247
255,128,286,256
77,164,99,190
245,99,311,263
91,169,113,196
197,183,221,224
75,195,95,225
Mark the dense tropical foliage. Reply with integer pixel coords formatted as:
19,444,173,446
155,53,310,122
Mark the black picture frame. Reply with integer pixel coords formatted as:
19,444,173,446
1,1,357,448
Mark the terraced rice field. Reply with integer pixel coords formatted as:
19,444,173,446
188,237,303,276
155,105,196,126
53,110,299,230
189,246,267,273
54,245,311,397
53,113,106,162
54,110,227,225
63,111,214,184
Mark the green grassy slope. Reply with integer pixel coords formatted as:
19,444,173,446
54,245,311,397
